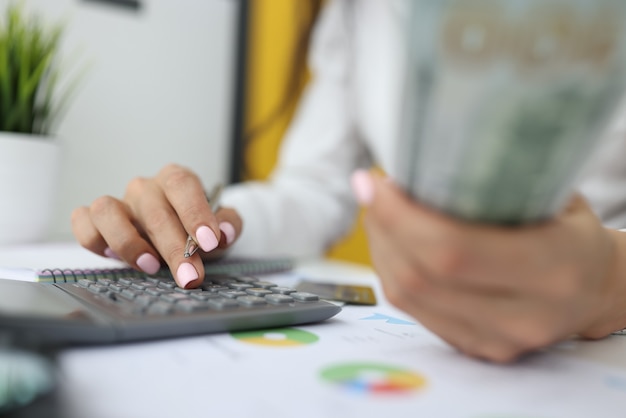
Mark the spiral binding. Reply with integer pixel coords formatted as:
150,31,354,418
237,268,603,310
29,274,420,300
38,267,144,283
37,257,295,283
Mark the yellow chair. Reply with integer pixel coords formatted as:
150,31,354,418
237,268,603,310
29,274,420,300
243,0,371,266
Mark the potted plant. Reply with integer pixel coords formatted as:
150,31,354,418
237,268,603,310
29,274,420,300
0,2,78,245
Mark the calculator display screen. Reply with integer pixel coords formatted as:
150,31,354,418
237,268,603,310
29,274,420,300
0,279,93,322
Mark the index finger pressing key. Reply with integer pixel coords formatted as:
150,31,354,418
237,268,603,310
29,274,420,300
183,183,223,258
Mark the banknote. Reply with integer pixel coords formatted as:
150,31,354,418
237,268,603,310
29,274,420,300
397,0,626,224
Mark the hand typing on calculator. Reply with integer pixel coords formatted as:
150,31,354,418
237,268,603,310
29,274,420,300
72,165,243,289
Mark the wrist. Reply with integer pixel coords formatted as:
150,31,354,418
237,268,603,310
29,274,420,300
582,228,626,338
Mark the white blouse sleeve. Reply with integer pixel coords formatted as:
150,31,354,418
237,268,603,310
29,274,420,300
578,107,626,229
220,0,370,258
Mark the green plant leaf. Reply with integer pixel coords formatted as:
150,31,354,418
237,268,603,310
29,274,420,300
0,1,81,135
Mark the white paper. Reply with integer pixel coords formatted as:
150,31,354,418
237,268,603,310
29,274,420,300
55,260,626,418
0,242,126,281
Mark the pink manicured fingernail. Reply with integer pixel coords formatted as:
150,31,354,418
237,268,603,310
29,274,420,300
136,253,161,275
177,262,199,288
219,221,236,245
351,170,374,205
196,225,219,252
104,247,121,260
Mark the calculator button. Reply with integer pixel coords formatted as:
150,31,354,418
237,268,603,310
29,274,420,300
130,283,146,291
120,289,141,300
174,287,203,294
190,292,221,301
235,276,259,284
245,288,273,297
88,284,108,294
78,279,93,288
237,296,267,307
251,281,277,289
175,300,210,313
118,278,134,286
207,298,240,310
109,284,125,293
99,290,115,300
160,293,190,304
228,283,253,291
158,281,176,290
219,290,248,299
201,284,229,293
120,304,146,316
210,277,238,285
138,281,157,288
145,288,166,296
147,302,175,315
290,292,319,302
271,287,297,295
265,294,294,305
134,295,157,307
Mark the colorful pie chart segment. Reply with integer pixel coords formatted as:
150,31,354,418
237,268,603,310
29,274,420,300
320,362,427,395
231,328,319,347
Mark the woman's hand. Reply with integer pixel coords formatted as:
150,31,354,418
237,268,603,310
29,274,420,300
71,164,242,289
352,170,626,363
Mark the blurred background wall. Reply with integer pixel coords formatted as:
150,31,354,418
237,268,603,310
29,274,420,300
15,0,238,241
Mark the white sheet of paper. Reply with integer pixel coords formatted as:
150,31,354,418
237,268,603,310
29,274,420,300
56,259,626,418
0,241,126,281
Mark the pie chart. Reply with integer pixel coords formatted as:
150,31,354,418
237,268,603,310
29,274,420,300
320,362,427,395
231,328,319,347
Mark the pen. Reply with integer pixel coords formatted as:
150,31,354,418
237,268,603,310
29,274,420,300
183,183,223,258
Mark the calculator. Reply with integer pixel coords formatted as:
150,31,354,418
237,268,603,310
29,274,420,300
0,273,342,345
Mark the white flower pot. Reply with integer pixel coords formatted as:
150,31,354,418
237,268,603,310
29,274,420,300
0,132,60,245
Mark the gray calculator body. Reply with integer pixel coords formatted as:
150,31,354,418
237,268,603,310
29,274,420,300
0,275,341,344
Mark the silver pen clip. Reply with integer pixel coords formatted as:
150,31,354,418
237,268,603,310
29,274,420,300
183,183,223,258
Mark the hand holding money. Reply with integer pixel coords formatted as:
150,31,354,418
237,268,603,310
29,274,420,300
353,170,625,362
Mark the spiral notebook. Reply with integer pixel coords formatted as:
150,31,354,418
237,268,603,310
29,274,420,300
0,257,296,284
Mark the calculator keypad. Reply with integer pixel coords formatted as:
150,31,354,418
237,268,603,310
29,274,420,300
72,274,306,317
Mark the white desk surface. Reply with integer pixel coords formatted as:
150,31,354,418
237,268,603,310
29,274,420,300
0,242,625,418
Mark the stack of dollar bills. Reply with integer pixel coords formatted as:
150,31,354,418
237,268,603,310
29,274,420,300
398,0,626,224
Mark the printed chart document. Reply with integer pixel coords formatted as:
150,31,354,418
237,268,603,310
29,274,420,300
54,258,626,418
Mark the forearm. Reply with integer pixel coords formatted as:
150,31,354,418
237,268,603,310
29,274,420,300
221,179,358,258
